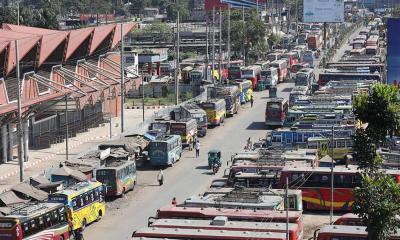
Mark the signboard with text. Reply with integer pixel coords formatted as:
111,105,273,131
303,0,344,23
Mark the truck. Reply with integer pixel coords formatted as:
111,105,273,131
173,104,208,137
208,85,240,116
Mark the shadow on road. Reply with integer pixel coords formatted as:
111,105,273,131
246,122,266,130
281,87,293,92
196,165,210,170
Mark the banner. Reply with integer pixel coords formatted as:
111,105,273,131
304,0,344,23
387,18,400,85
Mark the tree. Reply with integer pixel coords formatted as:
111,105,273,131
352,128,380,174
222,9,267,62
353,83,400,144
353,173,400,240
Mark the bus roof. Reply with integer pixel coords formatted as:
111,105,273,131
156,206,303,221
282,165,400,175
133,227,287,239
150,218,298,232
51,181,103,198
97,159,134,169
318,225,400,238
5,202,63,219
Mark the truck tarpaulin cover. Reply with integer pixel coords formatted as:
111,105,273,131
388,18,400,85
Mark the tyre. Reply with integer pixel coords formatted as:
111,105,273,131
96,210,103,222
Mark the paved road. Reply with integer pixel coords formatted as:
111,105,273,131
84,82,294,240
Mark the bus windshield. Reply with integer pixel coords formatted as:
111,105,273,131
170,124,187,135
150,142,168,151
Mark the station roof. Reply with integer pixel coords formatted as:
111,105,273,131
0,22,137,77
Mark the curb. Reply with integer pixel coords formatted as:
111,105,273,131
127,105,170,109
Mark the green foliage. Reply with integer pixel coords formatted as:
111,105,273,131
222,9,266,62
392,7,400,18
352,128,380,174
353,83,400,143
317,143,328,158
353,173,400,240
132,21,173,42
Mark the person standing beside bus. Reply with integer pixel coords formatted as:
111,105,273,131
250,95,254,108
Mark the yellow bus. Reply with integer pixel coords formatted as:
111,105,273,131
199,99,226,126
48,181,106,230
307,136,353,160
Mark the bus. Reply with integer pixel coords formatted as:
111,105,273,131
261,67,278,88
208,86,240,116
181,66,193,83
282,52,299,67
318,72,381,85
170,119,197,146
270,60,288,82
265,98,288,127
0,203,69,240
279,165,400,211
228,65,242,80
199,99,226,126
149,218,301,240
48,181,106,230
289,86,309,106
307,136,353,160
96,159,137,197
133,227,287,240
333,213,363,226
313,225,400,240
254,61,270,70
152,206,303,226
148,135,182,167
266,52,282,62
241,66,262,89
325,62,385,74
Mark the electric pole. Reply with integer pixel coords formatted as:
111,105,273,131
15,40,23,182
228,5,231,68
242,6,245,65
205,21,210,81
330,125,335,224
120,23,125,133
176,9,180,105
65,95,69,160
218,7,222,84
212,7,216,84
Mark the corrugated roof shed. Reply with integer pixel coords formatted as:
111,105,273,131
0,191,28,206
0,30,40,75
65,27,94,60
90,24,116,55
52,165,87,182
11,182,48,201
111,22,136,48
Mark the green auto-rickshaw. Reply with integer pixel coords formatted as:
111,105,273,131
208,149,222,169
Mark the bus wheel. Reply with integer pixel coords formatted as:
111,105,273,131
81,219,87,231
97,210,103,221
59,235,64,240
121,188,126,198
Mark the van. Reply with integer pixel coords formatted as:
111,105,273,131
269,60,288,82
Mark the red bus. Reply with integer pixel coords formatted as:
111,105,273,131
279,165,400,211
133,227,287,239
314,225,400,240
281,52,299,68
241,65,262,89
150,206,303,233
0,203,70,240
265,98,288,127
333,213,363,226
269,60,288,82
149,217,301,240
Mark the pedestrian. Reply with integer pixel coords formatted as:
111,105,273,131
157,169,164,186
246,137,252,150
250,95,254,108
188,139,193,151
75,228,84,240
192,136,197,150
172,197,177,206
195,140,200,158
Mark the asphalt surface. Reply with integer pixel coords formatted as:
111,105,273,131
84,82,294,240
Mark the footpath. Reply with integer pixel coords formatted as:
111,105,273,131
0,109,156,193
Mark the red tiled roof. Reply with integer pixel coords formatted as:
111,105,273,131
65,27,94,60
111,22,136,48
0,30,40,75
90,24,116,55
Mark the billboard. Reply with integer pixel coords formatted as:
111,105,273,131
387,18,400,85
303,0,344,23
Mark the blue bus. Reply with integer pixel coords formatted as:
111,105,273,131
149,135,182,167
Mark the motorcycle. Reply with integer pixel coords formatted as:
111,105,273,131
212,163,220,174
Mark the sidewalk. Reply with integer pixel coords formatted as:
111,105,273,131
0,109,156,193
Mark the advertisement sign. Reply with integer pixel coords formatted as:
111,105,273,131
304,0,344,23
387,18,400,85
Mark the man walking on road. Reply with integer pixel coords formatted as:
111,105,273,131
195,140,200,158
157,170,164,186
250,95,254,108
